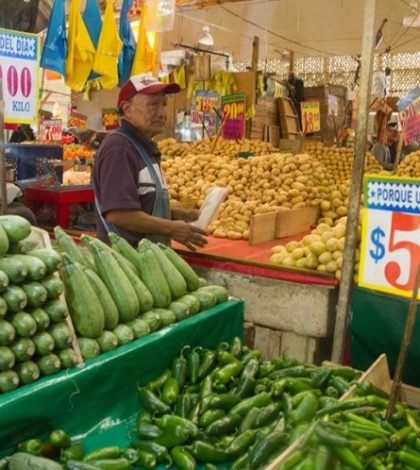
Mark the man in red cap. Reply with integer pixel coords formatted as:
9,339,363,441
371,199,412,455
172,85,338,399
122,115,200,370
93,74,207,250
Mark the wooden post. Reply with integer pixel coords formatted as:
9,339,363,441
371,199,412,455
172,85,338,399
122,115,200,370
0,79,7,215
331,0,377,363
289,50,295,73
251,36,259,73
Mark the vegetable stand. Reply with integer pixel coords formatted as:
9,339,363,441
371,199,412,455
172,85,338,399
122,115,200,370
0,299,244,457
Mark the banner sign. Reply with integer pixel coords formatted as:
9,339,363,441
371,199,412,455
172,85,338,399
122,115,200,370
359,175,420,299
191,91,219,137
0,28,40,124
67,111,87,129
38,119,63,142
328,94,339,117
301,99,320,133
102,108,119,131
221,93,246,140
398,87,420,146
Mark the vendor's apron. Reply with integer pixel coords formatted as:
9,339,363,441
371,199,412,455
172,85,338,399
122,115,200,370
95,127,171,246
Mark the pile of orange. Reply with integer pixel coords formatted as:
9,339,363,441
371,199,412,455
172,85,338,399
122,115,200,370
63,144,94,161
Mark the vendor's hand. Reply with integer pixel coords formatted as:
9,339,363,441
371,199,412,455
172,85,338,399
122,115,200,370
171,209,200,222
170,220,208,251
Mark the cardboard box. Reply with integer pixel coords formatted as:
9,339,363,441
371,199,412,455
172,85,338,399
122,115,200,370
276,206,320,238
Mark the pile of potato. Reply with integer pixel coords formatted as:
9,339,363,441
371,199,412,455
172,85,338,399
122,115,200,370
162,152,334,239
270,215,361,281
157,138,190,159
395,150,420,178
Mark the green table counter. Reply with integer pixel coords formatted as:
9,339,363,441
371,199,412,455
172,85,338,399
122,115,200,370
0,299,244,456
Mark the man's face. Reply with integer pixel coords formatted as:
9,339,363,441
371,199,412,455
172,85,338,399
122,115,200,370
121,92,168,137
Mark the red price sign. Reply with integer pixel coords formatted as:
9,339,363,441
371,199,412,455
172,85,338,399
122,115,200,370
102,108,119,131
399,95,420,146
38,119,63,142
359,175,420,299
67,112,87,129
196,95,219,113
301,100,320,133
221,93,246,140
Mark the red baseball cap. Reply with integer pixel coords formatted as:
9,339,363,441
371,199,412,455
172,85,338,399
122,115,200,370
118,74,180,108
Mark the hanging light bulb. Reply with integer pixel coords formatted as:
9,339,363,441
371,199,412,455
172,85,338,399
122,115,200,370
198,26,214,48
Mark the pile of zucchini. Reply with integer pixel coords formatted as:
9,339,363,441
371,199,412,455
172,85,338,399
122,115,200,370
54,228,229,361
0,216,78,393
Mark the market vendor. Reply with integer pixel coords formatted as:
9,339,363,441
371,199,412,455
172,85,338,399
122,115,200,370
93,73,208,251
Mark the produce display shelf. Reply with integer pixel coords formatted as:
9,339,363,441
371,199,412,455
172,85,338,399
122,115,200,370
0,299,244,458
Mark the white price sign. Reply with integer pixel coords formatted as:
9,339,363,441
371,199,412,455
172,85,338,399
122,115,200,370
38,119,63,142
0,28,40,124
359,176,420,299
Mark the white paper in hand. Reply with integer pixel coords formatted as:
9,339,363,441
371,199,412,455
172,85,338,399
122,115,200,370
192,187,228,231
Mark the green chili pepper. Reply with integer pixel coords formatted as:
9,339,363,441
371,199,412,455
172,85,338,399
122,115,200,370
188,402,201,425
200,376,213,400
214,360,244,385
316,397,370,417
137,423,162,440
282,392,293,417
270,365,313,380
218,341,230,351
329,375,350,395
65,461,103,470
310,368,332,389
289,423,310,444
84,447,121,462
314,424,360,449
136,450,157,469
331,446,363,470
395,449,420,468
391,426,412,448
137,387,171,415
240,407,261,433
130,441,169,463
253,403,281,428
198,350,216,380
216,350,237,365
290,391,319,423
156,415,198,437
282,450,304,470
171,446,196,470
357,380,389,398
189,441,227,463
313,445,330,470
346,423,389,440
148,369,171,392
49,429,71,449
230,337,242,358
199,409,226,428
241,351,261,365
204,464,218,470
226,429,256,457
407,410,420,434
162,377,180,406
187,348,201,385
121,449,138,463
62,443,85,462
137,409,152,425
330,366,358,380
359,437,388,457
86,458,132,470
368,457,388,470
248,431,288,469
204,393,241,411
20,439,43,456
232,452,249,470
172,347,189,389
155,425,191,448
206,413,242,436
292,389,322,407
257,361,275,379
319,396,338,409
326,386,340,398
229,392,271,416
175,394,194,419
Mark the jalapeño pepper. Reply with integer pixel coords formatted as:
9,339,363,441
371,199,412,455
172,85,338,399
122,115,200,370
86,458,132,470
214,361,244,385
199,409,226,428
20,439,43,456
216,350,237,365
230,337,242,358
188,402,201,425
188,348,201,385
289,391,319,423
130,440,170,463
226,429,256,457
84,447,121,461
137,387,171,415
310,368,332,389
137,409,152,424
175,394,194,419
204,464,218,470
253,403,281,428
136,450,157,469
248,431,288,469
172,347,189,389
257,361,275,379
162,377,180,406
240,407,261,433
329,375,350,396
171,446,196,470
204,393,241,411
283,450,304,470
137,423,162,440
50,429,71,449
241,350,261,365
217,435,235,449
148,369,171,393
121,449,138,463
189,441,227,463
331,446,363,470
206,413,242,436
200,375,213,400
156,415,198,437
232,452,249,470
313,445,331,470
198,350,216,380
62,443,86,462
155,425,191,448
229,392,271,416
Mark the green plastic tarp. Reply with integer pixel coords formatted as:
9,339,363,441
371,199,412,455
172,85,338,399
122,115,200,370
350,286,420,387
0,299,244,458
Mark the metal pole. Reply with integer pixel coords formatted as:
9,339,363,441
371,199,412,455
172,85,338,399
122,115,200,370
0,79,8,215
331,0,377,363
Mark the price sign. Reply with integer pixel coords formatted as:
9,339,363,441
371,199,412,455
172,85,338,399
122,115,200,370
195,91,220,114
301,100,320,133
221,93,246,140
102,108,119,131
0,28,40,124
38,119,63,142
398,87,420,146
359,175,420,299
68,111,87,129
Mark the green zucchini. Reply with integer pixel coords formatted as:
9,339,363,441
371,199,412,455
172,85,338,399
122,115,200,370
169,301,191,321
0,270,9,293
41,276,64,300
9,255,47,281
0,319,15,346
11,338,35,362
0,257,28,283
198,276,208,288
189,290,217,311
8,231,40,254
59,348,78,369
28,248,62,274
7,453,63,470
113,324,134,345
127,318,150,339
0,346,15,371
0,215,31,243
33,332,55,355
4,285,27,312
91,244,139,323
96,330,119,353
22,282,48,308
0,370,19,392
60,256,105,338
44,300,69,323
49,322,72,350
54,226,93,270
30,308,50,332
81,267,119,329
78,338,100,360
137,248,171,308
0,298,7,318
176,294,200,315
151,308,177,327
38,353,61,375
198,285,229,304
108,232,144,275
0,224,9,256
16,360,40,385
158,243,200,291
10,312,37,337
141,311,162,332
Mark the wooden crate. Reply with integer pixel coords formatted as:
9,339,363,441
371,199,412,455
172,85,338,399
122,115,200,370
277,97,300,140
249,211,279,244
276,206,320,238
268,354,420,469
